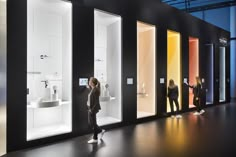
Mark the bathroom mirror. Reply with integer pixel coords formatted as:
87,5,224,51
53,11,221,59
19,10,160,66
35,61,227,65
0,0,6,155
137,21,156,118
167,30,182,112
94,10,122,126
27,0,72,140
219,47,226,102
189,37,199,108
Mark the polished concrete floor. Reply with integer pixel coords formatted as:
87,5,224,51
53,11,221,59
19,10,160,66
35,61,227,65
3,102,236,157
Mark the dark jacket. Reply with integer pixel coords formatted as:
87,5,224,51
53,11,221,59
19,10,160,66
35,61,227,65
88,88,101,114
189,83,202,98
167,85,179,100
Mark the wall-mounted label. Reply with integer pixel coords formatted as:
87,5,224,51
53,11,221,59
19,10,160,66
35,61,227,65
160,78,165,84
127,78,133,85
202,78,205,83
79,78,88,86
219,38,227,45
183,78,188,84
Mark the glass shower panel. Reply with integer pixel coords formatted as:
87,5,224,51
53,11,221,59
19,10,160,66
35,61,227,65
94,10,122,126
219,47,226,102
189,37,199,108
27,0,72,141
167,30,181,112
0,0,6,155
137,21,156,118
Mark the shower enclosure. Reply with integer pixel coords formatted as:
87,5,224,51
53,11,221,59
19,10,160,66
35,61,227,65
137,21,156,118
94,10,122,126
27,0,72,141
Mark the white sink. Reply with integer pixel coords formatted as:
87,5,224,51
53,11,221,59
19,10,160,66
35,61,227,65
100,96,116,102
37,100,60,108
100,96,110,102
30,99,60,108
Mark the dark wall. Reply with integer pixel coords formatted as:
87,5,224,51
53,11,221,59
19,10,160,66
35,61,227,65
7,0,27,152
72,6,94,135
7,0,230,152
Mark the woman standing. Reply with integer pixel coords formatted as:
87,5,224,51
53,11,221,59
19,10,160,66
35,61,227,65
167,79,182,118
186,76,205,115
87,77,105,144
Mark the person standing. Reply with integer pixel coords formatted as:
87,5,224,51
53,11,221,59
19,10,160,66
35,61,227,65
185,76,205,115
167,79,182,119
87,77,105,144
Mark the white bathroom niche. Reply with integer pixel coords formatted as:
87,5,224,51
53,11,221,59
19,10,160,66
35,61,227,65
94,10,122,126
27,0,72,141
137,21,156,118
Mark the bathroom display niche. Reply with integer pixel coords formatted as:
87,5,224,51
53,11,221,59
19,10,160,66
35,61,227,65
204,44,214,105
137,21,156,118
219,47,226,102
27,0,72,141
0,0,6,155
189,37,199,108
167,30,182,112
94,10,122,126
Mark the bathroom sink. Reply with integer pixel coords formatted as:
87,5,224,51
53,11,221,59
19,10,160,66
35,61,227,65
37,100,60,108
137,92,148,97
99,96,116,102
100,96,110,102
30,99,60,108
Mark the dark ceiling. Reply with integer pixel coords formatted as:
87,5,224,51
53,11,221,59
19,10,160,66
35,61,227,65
161,0,236,12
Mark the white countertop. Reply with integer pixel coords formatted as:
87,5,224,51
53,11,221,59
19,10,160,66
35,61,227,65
27,100,71,109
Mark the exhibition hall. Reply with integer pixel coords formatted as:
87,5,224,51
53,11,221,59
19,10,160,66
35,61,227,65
0,0,235,156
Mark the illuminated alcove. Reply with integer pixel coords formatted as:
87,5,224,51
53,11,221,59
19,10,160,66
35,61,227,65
167,30,181,112
204,44,214,105
219,47,226,102
137,21,156,118
27,0,72,141
189,37,199,108
94,10,122,125
0,0,6,155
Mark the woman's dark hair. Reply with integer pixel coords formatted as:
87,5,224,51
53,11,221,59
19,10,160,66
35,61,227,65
169,79,175,88
90,77,101,96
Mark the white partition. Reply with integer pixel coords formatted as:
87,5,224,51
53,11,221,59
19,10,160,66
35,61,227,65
219,47,226,102
94,10,122,126
0,0,6,155
27,0,72,141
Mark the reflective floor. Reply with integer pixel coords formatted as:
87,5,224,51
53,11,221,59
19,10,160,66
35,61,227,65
97,116,121,126
3,101,236,157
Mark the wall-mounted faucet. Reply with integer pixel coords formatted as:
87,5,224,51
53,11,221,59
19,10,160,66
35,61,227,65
40,55,49,59
41,80,49,88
